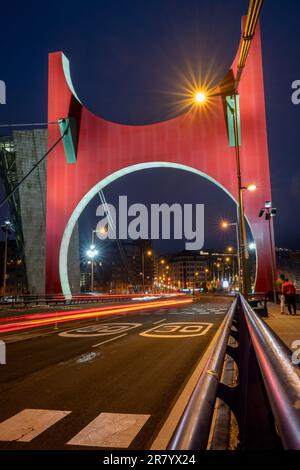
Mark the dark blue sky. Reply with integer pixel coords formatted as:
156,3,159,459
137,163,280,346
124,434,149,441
0,0,300,250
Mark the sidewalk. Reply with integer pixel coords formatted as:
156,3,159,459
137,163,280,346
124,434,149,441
265,303,300,351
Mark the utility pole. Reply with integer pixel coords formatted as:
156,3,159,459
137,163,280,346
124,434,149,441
1,221,14,298
232,93,250,298
2,227,8,297
259,202,277,302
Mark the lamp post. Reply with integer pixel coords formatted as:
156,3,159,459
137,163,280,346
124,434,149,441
86,236,99,293
221,221,241,291
193,271,199,294
1,220,14,298
87,227,106,293
232,94,257,297
259,202,277,302
194,90,256,297
141,249,153,294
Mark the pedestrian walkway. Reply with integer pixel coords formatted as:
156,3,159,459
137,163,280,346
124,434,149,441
265,303,300,351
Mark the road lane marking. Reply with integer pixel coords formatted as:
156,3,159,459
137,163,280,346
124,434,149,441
59,323,142,338
140,322,213,338
153,319,167,325
67,412,150,448
92,333,128,348
0,409,71,442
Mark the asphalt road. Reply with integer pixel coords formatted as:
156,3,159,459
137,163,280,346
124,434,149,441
0,296,232,450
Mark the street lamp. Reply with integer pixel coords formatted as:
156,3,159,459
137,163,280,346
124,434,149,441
196,87,255,297
195,91,206,104
243,184,257,192
141,249,153,294
1,220,14,298
221,220,241,291
86,244,99,292
259,202,277,302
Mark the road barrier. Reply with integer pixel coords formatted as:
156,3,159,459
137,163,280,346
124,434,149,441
0,293,174,308
168,294,300,450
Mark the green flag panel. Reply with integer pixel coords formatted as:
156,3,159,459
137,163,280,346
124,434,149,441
226,95,241,147
59,117,77,164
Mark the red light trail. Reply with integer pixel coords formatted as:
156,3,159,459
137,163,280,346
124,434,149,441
0,298,192,334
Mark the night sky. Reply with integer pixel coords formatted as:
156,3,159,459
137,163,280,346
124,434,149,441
0,0,299,251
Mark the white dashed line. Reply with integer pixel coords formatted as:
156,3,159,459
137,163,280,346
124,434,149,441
92,333,128,348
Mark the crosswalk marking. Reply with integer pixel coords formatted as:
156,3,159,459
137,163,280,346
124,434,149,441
168,308,227,315
0,409,71,442
67,412,150,448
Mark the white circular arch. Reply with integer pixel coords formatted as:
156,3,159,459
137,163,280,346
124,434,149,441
59,161,257,297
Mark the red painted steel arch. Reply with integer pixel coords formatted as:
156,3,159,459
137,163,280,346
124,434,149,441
46,21,274,295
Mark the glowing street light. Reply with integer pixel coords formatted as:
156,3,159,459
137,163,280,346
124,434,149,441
86,245,99,292
221,221,229,229
195,91,206,104
221,220,241,291
246,183,257,192
141,248,154,293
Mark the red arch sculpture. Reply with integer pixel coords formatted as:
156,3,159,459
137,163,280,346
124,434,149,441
46,21,274,296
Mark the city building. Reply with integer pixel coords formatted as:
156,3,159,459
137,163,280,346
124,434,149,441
0,131,80,294
154,250,240,292
0,239,27,296
80,239,154,293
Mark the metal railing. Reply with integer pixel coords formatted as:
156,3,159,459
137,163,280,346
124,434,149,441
168,297,237,450
240,295,300,449
168,294,300,450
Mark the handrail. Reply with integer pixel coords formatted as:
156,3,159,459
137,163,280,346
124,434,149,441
168,294,300,450
168,297,237,450
240,295,300,449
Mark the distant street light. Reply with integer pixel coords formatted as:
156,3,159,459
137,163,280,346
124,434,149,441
243,183,257,192
221,220,241,291
141,249,153,294
1,220,14,298
86,244,99,292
